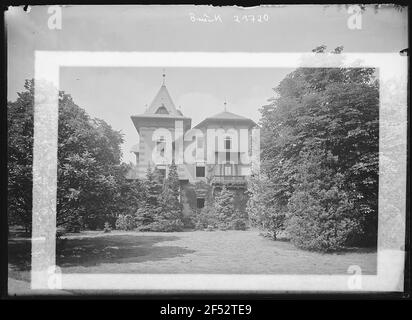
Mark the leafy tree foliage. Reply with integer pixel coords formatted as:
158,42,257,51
8,80,129,232
213,186,235,229
7,81,35,232
194,185,248,231
57,91,124,231
286,149,360,251
115,214,136,231
246,173,285,239
256,47,379,250
195,187,218,230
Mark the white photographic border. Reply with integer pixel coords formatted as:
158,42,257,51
30,51,407,292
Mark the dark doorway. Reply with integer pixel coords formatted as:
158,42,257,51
196,198,205,209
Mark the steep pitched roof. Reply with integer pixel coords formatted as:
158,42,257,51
145,84,179,116
131,83,191,134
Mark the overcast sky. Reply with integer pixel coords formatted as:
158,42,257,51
6,5,408,163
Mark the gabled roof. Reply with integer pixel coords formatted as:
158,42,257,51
131,83,191,133
208,111,251,120
145,84,179,116
195,111,256,128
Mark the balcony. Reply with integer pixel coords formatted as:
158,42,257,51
211,175,247,186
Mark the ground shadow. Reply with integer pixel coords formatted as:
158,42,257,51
8,234,195,271
8,239,32,271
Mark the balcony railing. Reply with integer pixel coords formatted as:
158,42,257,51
211,175,246,184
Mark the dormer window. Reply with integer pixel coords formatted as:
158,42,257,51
155,105,169,114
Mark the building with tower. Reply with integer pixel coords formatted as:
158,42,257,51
128,74,259,217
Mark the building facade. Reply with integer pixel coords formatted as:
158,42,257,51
128,80,259,217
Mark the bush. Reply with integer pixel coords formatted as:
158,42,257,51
66,222,82,233
285,151,361,252
286,187,359,252
246,174,285,238
194,203,219,230
193,190,249,231
103,221,112,233
181,215,195,229
230,219,247,231
115,214,136,231
214,186,235,225
136,219,184,232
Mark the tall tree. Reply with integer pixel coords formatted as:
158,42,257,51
8,79,125,232
214,185,235,229
247,173,285,239
135,165,164,227
259,47,379,249
7,80,35,232
160,161,183,219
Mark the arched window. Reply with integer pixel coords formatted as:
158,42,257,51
156,136,165,156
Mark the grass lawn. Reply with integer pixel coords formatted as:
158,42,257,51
8,229,376,294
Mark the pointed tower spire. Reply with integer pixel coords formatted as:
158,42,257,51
162,68,166,86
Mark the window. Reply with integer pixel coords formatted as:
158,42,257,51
225,137,231,150
155,105,169,114
197,198,205,209
156,136,165,144
224,165,232,176
225,136,231,162
196,166,205,177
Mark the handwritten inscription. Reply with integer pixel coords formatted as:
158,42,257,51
189,13,269,23
233,14,269,23
189,13,223,23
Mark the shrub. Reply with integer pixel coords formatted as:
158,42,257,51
66,222,82,233
205,225,216,231
181,215,195,229
194,189,249,231
194,203,219,230
134,164,185,232
196,215,213,230
286,188,359,252
285,150,361,252
136,219,184,232
103,221,112,233
115,214,136,231
214,186,235,226
246,173,285,238
231,218,247,231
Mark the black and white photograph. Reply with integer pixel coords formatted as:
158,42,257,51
3,4,409,299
